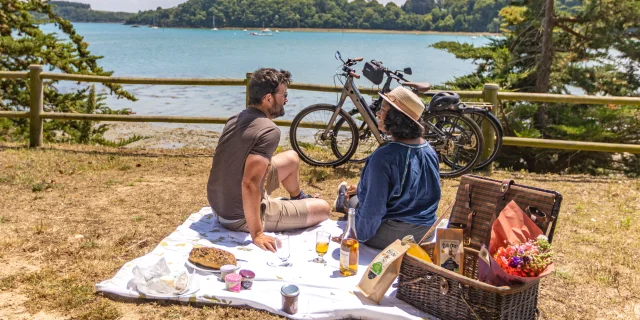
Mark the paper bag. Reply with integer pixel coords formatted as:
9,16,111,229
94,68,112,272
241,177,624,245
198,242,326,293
357,239,409,304
435,228,464,274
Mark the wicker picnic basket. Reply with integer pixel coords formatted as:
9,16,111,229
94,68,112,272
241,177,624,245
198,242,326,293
396,175,562,320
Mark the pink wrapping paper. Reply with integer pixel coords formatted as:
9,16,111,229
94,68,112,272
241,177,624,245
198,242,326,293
478,201,554,286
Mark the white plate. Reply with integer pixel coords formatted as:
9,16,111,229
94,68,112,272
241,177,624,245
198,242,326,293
136,271,200,297
185,259,242,274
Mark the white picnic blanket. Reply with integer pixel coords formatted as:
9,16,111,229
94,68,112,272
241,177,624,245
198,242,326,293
96,207,436,319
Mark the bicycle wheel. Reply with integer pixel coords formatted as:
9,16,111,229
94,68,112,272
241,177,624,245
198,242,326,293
290,104,359,167
333,109,382,163
421,111,485,178
468,111,504,170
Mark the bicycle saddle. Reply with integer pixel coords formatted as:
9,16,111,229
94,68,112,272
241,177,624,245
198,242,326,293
402,81,431,93
429,91,460,111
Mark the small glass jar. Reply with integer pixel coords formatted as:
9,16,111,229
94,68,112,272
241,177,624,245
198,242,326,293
219,264,237,281
281,284,299,315
239,269,255,290
224,273,242,293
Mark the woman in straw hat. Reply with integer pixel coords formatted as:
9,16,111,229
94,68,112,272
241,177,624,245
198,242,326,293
334,87,441,249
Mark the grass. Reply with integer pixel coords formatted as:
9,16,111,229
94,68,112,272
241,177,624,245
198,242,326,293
0,143,639,319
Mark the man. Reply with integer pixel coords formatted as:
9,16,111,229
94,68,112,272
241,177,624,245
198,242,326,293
207,68,330,252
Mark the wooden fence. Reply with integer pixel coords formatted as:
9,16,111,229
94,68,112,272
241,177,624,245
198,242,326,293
1,65,640,159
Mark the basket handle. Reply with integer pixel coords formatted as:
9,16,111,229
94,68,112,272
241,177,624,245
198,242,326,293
418,201,454,245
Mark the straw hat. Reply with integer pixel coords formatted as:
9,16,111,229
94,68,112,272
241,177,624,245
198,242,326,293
380,87,425,129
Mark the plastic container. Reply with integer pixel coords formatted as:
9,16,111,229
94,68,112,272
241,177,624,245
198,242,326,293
224,273,242,292
220,264,237,281
239,269,255,290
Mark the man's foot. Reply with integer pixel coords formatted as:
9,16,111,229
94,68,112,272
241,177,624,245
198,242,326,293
334,181,348,213
290,190,314,200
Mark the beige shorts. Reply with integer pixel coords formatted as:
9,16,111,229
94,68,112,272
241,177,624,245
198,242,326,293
220,160,309,232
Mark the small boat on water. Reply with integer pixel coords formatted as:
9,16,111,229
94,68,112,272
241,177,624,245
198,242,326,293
211,16,218,31
262,28,272,33
243,29,248,32
249,32,273,36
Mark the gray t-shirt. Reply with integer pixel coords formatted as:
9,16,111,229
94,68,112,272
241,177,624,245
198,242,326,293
207,107,280,220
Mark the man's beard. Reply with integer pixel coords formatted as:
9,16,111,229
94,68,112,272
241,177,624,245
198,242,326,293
269,99,285,118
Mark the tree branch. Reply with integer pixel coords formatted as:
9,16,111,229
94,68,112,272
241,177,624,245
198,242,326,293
556,22,586,40
554,16,585,24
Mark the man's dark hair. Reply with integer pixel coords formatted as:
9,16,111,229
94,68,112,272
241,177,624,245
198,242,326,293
248,68,292,106
384,106,423,139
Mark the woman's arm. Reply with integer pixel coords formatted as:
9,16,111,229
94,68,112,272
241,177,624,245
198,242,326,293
354,155,391,242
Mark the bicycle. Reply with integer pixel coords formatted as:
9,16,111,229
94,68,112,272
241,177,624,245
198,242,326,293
289,51,485,178
423,93,504,170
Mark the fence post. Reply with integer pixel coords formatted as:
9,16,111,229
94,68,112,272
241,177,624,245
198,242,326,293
245,72,253,108
29,65,44,148
481,83,499,173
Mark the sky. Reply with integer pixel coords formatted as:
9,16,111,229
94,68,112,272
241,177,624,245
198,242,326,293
71,0,406,13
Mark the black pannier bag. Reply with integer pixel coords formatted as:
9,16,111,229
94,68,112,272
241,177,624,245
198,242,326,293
362,61,385,85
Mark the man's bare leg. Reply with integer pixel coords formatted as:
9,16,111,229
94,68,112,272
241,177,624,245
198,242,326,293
302,198,330,227
271,150,302,198
271,151,330,226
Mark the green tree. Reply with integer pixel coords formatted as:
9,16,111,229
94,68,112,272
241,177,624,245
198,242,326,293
124,0,508,32
433,0,640,175
402,0,436,15
0,0,135,143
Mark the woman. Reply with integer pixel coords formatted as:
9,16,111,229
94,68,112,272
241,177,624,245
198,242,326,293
334,86,441,249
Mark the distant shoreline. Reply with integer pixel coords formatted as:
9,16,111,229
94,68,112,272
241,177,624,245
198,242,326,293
77,22,499,36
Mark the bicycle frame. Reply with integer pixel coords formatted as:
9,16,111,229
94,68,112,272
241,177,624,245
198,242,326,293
322,74,386,144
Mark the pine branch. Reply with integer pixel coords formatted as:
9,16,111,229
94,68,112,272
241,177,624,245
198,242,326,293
554,16,585,24
555,22,586,41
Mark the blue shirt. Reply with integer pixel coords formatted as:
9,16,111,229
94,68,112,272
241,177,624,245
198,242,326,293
355,141,441,242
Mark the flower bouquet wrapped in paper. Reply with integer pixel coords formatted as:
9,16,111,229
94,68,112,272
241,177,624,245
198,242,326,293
478,201,554,286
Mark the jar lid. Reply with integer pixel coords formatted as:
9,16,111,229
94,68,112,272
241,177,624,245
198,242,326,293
239,269,255,279
224,273,242,282
281,284,299,297
220,264,237,272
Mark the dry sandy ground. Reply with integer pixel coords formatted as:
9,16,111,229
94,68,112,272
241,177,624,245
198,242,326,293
1,126,640,319
102,122,290,149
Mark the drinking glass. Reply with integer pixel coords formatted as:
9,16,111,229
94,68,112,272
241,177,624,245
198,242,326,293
267,235,291,267
313,231,331,263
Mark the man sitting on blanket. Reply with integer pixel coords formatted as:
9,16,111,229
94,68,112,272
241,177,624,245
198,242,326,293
207,68,330,252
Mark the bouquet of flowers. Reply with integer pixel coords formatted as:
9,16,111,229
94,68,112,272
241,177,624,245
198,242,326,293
493,235,553,277
478,201,555,286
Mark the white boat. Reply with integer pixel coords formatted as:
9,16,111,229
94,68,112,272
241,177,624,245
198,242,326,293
249,32,273,36
152,17,158,29
275,30,279,33
212,16,218,31
261,22,271,33
243,29,248,32
471,36,477,39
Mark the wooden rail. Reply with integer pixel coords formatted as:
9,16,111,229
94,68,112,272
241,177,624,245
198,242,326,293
1,66,639,160
0,71,29,79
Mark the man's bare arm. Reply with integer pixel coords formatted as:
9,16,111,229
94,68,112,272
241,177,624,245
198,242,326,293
242,154,277,252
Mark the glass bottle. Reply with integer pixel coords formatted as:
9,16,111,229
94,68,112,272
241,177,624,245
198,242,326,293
402,235,432,263
340,208,359,276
